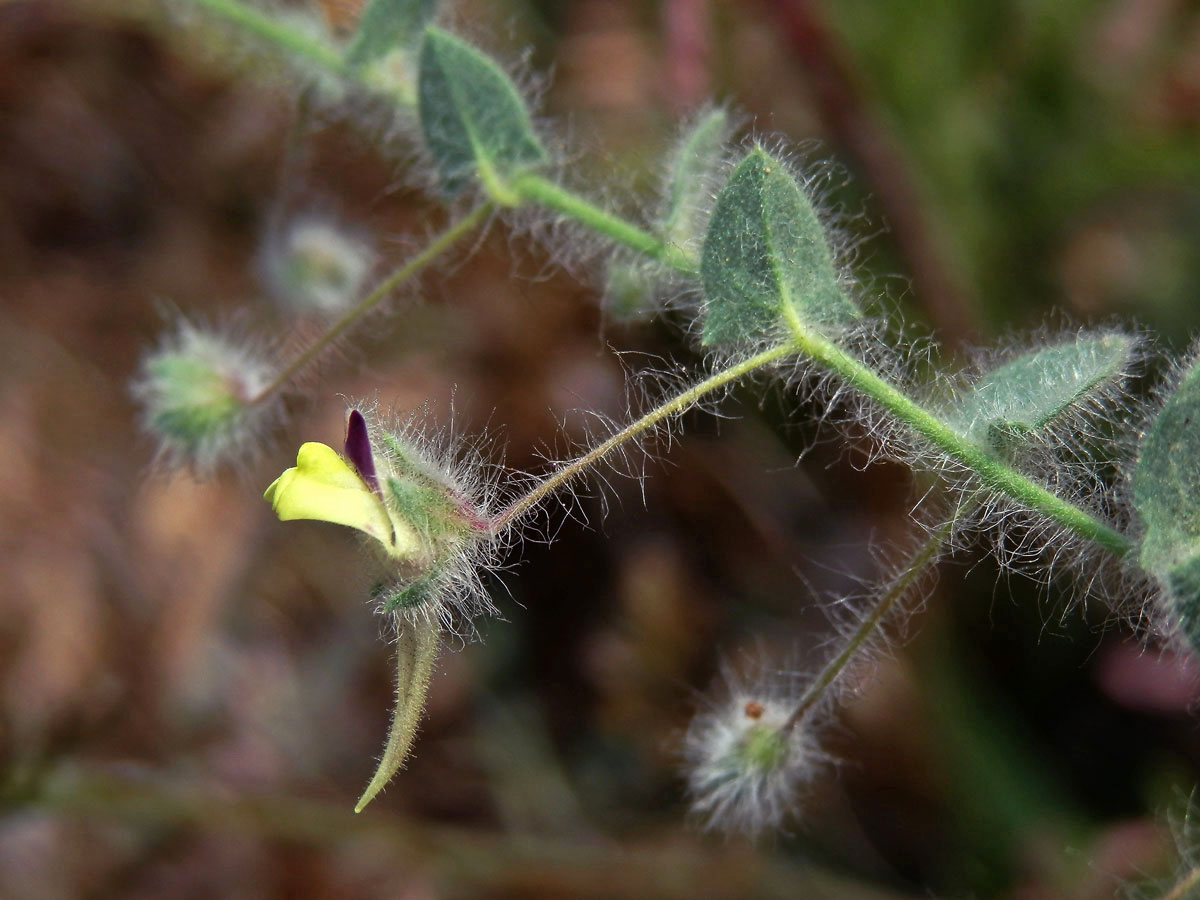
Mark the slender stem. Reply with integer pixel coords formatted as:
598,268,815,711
186,1,699,277
1161,865,1200,900
488,318,1133,558
265,87,317,238
785,518,954,730
186,0,1133,561
512,173,698,274
489,343,797,533
190,0,347,74
786,323,1134,557
250,204,493,405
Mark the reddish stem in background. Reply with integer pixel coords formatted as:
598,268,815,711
766,0,981,350
663,0,711,112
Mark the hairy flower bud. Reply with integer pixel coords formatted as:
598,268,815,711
133,319,276,474
263,216,374,317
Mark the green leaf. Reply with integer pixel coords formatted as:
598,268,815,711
700,147,858,346
948,333,1135,455
344,0,437,68
661,107,733,249
417,27,547,201
1134,357,1200,651
380,566,441,613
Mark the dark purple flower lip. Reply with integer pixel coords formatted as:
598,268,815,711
344,409,380,495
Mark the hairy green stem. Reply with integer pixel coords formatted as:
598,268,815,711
786,322,1133,557
785,518,954,730
489,321,1132,559
512,173,697,274
186,0,1131,560
489,343,795,533
187,2,695,274
190,0,346,73
251,203,493,405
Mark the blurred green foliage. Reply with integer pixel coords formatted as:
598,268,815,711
827,0,1200,337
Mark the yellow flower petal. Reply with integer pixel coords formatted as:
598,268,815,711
264,442,395,550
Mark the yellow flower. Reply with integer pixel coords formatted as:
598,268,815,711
263,441,420,557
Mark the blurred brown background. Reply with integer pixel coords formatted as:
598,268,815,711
4,0,1200,897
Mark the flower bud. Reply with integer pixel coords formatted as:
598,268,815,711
133,320,275,474
263,217,374,317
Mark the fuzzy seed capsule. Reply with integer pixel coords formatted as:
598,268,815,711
133,320,275,474
684,688,816,838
